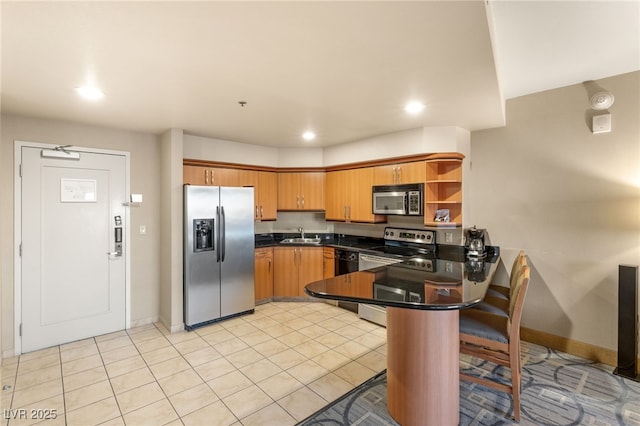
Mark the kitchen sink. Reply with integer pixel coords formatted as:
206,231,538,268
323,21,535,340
280,237,322,245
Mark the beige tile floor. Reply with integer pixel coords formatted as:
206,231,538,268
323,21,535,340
1,302,387,426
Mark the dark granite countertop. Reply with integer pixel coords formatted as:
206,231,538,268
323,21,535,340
304,251,500,310
254,233,384,250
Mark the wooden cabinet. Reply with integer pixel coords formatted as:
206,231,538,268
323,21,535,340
424,159,463,226
325,170,348,221
325,168,387,223
342,271,376,298
183,165,239,186
277,172,325,211
323,247,335,279
184,166,277,221
185,153,463,226
273,246,323,297
184,165,206,185
350,168,382,222
254,171,277,221
373,161,426,185
254,247,273,302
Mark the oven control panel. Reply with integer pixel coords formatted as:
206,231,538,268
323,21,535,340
384,227,435,245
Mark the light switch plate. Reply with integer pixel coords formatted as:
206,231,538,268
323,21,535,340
139,225,146,235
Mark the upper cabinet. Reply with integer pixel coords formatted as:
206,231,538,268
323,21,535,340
373,161,426,185
184,164,276,221
254,171,277,221
277,172,325,211
185,153,463,226
424,159,463,227
183,165,240,187
325,168,386,223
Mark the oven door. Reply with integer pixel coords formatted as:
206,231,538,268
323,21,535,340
358,253,403,327
372,191,407,215
359,253,403,270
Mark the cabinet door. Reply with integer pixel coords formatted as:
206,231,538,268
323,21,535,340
299,172,325,210
373,162,426,185
349,168,386,223
273,247,299,297
210,168,240,187
325,170,348,221
298,247,324,297
373,164,397,185
396,161,426,184
349,168,371,221
323,247,335,279
257,171,277,220
254,248,273,302
277,173,300,210
184,166,207,185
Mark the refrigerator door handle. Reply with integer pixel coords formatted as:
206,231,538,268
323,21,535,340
221,206,226,262
216,206,221,263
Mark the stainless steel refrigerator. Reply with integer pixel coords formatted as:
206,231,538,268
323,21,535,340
184,185,255,330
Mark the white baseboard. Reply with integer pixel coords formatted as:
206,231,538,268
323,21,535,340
129,316,160,329
2,348,17,360
156,316,184,334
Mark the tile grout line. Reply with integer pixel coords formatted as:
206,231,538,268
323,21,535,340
6,303,386,426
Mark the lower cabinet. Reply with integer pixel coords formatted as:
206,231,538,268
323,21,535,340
274,246,323,297
323,247,335,279
254,247,274,302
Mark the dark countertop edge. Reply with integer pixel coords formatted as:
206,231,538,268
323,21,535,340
256,233,499,264
304,287,483,311
255,232,385,250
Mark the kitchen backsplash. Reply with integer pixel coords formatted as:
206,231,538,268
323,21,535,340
255,212,464,245
254,212,333,235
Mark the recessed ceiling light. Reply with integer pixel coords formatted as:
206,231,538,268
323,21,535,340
302,131,316,141
404,101,425,115
75,86,105,101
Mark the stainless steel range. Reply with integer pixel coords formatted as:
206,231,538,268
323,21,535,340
358,227,436,326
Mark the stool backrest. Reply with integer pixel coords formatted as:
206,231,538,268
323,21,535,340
509,251,527,300
507,265,530,338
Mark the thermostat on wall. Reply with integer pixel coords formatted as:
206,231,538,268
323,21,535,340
592,113,611,134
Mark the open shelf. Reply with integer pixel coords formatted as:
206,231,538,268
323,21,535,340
424,159,463,226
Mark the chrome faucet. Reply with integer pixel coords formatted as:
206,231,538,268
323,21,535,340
298,226,305,239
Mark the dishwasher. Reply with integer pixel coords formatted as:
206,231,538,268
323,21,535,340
357,252,403,326
334,248,360,313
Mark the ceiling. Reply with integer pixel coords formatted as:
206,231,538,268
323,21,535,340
1,1,638,148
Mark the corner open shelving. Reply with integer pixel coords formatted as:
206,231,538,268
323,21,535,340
424,159,463,227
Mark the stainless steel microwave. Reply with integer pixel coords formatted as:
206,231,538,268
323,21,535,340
372,183,423,216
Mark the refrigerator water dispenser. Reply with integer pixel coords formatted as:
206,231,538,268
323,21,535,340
194,219,214,252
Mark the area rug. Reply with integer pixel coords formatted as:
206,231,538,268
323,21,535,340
298,342,640,426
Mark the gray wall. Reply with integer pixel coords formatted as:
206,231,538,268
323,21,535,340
469,71,640,351
0,115,162,357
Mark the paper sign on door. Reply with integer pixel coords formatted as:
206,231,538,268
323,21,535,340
60,178,97,202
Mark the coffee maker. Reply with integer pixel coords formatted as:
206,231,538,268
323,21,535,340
464,226,486,258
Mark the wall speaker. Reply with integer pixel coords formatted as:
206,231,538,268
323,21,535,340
614,265,639,381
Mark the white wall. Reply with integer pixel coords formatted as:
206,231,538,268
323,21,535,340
184,126,468,168
0,115,161,357
469,71,640,351
159,129,185,333
323,127,469,166
184,134,279,167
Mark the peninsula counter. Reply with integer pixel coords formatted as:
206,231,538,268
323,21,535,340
305,253,499,426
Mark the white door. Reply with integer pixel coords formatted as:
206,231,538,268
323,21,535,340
20,146,127,353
